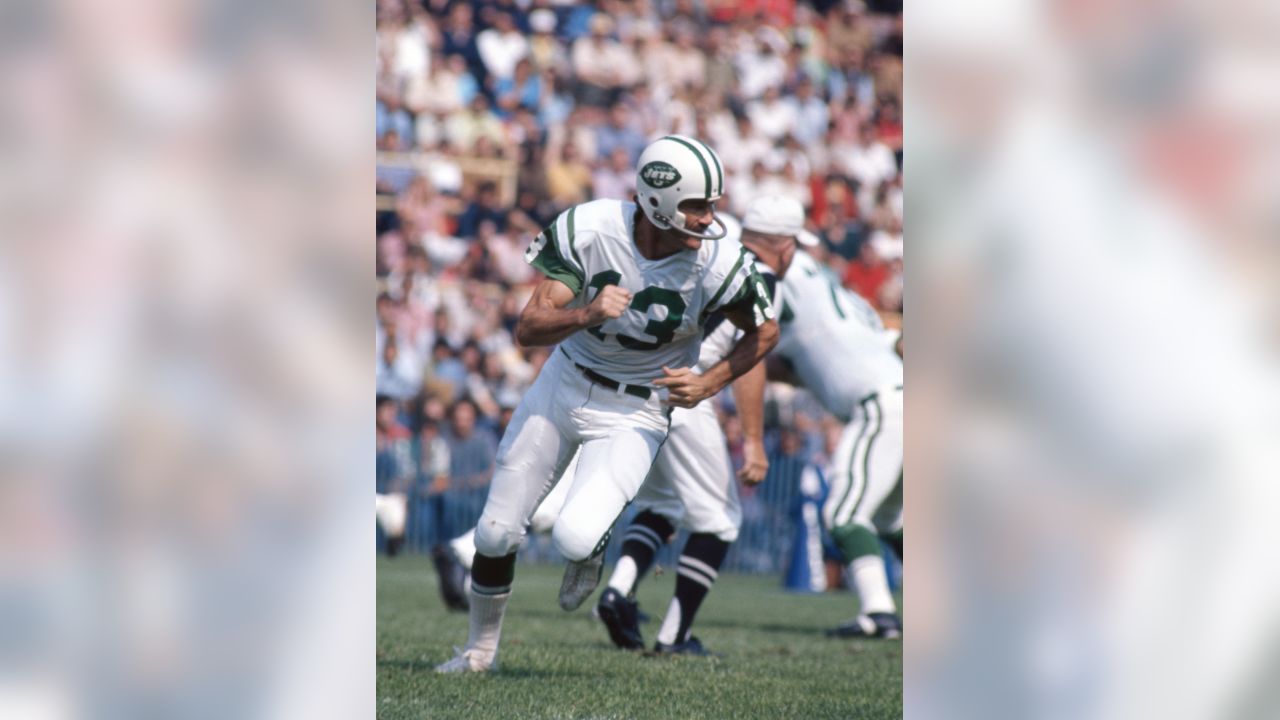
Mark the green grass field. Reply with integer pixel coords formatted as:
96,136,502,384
377,555,902,719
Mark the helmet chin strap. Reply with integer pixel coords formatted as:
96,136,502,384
669,213,728,240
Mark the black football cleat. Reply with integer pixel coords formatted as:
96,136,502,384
653,636,716,657
825,612,902,639
385,535,405,557
431,545,470,612
597,588,645,650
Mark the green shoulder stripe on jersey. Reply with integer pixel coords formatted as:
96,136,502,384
690,137,723,196
719,265,775,325
703,245,749,315
528,225,584,294
663,136,712,199
566,206,584,271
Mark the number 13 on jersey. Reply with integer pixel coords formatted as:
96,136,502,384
584,270,687,351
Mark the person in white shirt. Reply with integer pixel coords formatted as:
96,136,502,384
747,86,799,142
476,11,529,84
839,123,900,192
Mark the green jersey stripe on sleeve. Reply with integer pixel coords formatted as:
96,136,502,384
526,224,584,294
703,245,749,315
566,206,584,271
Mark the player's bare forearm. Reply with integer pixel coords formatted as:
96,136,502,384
516,300,593,346
732,361,767,445
698,318,779,399
732,361,769,485
515,277,631,346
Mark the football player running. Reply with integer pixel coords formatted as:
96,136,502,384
436,136,778,673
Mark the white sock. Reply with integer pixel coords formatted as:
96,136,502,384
655,598,683,645
374,493,407,537
606,556,639,595
466,589,511,658
850,555,896,615
450,529,478,571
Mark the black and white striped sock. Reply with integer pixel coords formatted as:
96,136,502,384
656,533,730,645
606,511,674,596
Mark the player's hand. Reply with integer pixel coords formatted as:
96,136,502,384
737,437,768,486
654,366,714,408
586,284,631,325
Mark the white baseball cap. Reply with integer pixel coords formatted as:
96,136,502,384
742,196,819,246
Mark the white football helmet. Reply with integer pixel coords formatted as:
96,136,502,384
634,135,728,240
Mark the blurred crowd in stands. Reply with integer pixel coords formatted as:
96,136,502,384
376,0,903,550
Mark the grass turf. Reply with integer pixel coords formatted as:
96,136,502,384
377,555,902,719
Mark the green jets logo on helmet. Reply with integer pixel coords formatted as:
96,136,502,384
639,161,681,189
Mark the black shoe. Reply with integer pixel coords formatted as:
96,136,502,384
653,636,715,657
825,612,902,639
597,588,645,650
431,545,470,612
386,535,405,557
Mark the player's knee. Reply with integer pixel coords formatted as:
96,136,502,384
551,521,598,562
474,515,524,557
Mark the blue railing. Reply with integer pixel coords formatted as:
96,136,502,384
383,432,817,576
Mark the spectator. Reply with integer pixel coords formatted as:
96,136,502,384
495,59,543,119
544,141,593,208
477,11,529,86
377,331,424,401
661,24,707,95
724,114,772,179
875,96,904,165
538,70,574,130
571,14,639,108
442,399,498,490
412,418,453,545
836,122,899,193
747,85,798,142
395,175,454,242
736,33,788,100
594,102,648,167
526,9,566,73
444,95,507,155
787,76,830,145
439,4,484,85
429,338,467,400
409,53,476,120
592,147,636,202
376,394,413,498
842,239,891,308
455,181,509,239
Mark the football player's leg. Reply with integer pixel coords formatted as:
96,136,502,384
552,426,664,610
552,427,664,561
824,391,904,638
440,371,580,673
445,449,578,572
654,405,740,652
529,450,577,535
596,434,681,648
375,492,408,556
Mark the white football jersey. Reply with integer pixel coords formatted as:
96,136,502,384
775,250,903,421
525,199,773,386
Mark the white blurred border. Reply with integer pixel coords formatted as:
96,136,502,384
907,1,1280,719
0,0,373,718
